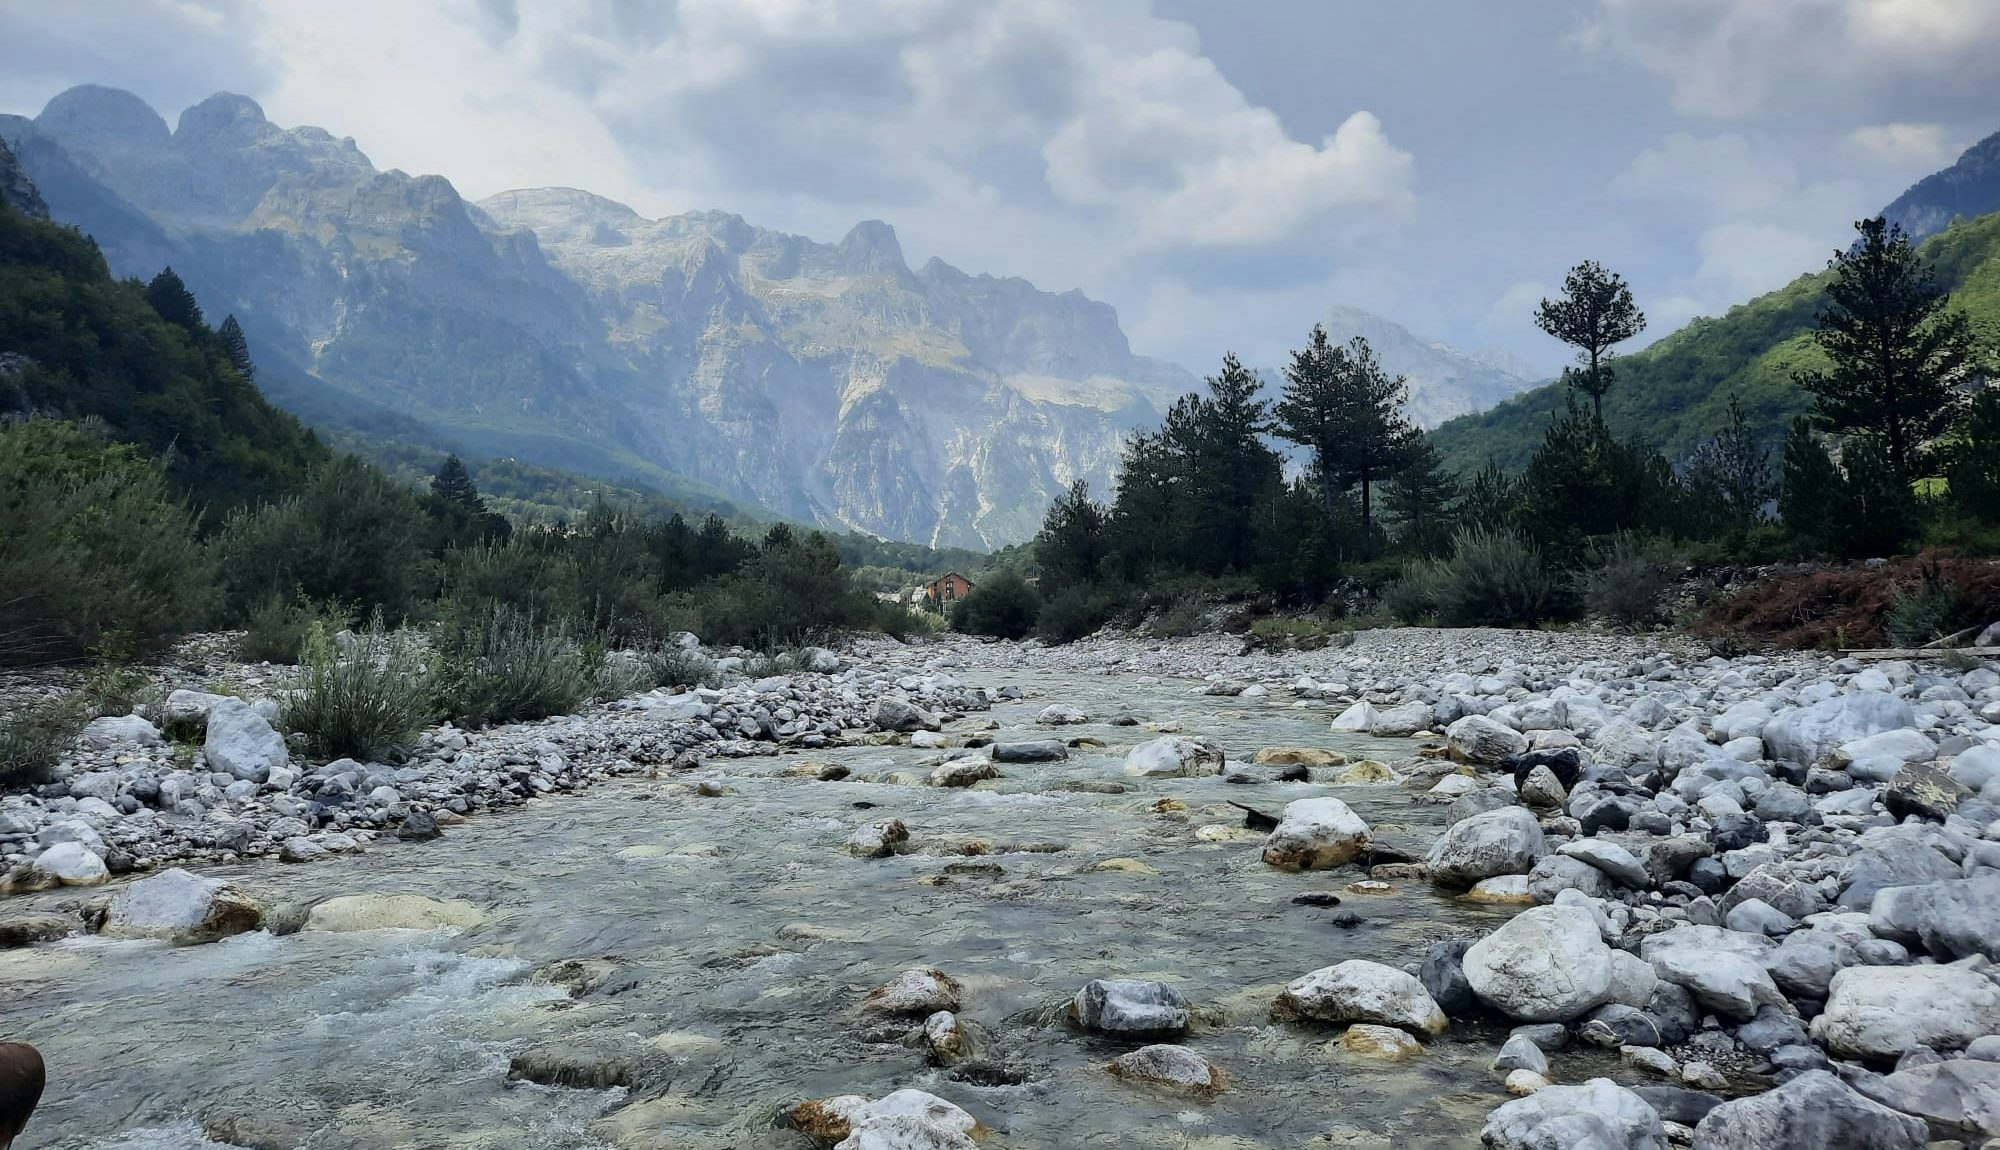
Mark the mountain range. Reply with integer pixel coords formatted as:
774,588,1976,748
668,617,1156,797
1,85,1534,547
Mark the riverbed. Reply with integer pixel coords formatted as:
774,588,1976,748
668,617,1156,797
8,659,1680,1148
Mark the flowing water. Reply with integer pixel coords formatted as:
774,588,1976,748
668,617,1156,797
3,669,1631,1149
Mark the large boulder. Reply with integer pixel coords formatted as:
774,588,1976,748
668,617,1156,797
1122,736,1225,778
1369,701,1434,737
1637,927,1785,1022
1761,691,1915,766
1870,872,2000,959
861,968,963,1016
1811,962,2000,1061
1882,761,1972,822
99,868,262,944
1260,797,1370,871
1480,1077,1666,1149
31,841,108,886
1463,905,1618,1022
874,698,941,733
1106,1045,1222,1097
1856,1059,2000,1140
1448,715,1528,764
991,741,1068,763
792,1089,979,1150
1070,978,1189,1038
1690,1069,1926,1149
1269,959,1448,1035
79,714,161,749
203,697,288,783
1425,806,1547,888
1329,700,1379,733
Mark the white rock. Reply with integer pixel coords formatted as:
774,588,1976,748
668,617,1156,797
1368,701,1433,737
1638,926,1784,1022
1425,805,1547,887
1271,959,1448,1035
1261,797,1371,870
1480,1077,1666,1149
32,841,109,886
1329,700,1379,733
79,714,161,749
1121,736,1224,778
204,697,288,783
1036,704,1086,726
1811,962,2000,1060
100,867,262,943
1762,691,1915,766
1447,715,1528,764
1463,905,1617,1022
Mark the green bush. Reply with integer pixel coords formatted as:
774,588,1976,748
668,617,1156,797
1036,585,1121,645
239,591,355,665
1386,527,1568,628
1885,575,1959,647
1581,533,1680,628
644,644,723,690
949,569,1043,640
439,537,584,624
433,605,598,728
215,454,435,620
0,419,217,666
79,661,158,718
0,694,90,786
1249,616,1349,650
282,618,435,761
1150,597,1206,638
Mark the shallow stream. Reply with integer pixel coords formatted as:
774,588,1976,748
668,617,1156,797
3,668,1636,1149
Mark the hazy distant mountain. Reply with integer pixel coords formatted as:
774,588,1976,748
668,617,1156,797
1880,129,2000,245
1316,305,1535,428
3,85,1195,548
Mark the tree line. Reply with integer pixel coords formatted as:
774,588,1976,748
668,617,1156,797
952,216,1996,640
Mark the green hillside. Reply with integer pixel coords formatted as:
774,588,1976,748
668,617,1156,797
1431,211,2000,475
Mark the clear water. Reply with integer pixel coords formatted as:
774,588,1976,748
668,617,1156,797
4,670,1632,1149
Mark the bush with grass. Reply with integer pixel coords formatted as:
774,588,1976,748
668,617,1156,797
0,694,90,787
282,618,435,761
1581,533,1681,628
1384,527,1568,628
432,605,599,728
1149,597,1207,638
1885,572,1960,648
239,591,356,665
79,661,157,718
950,569,1043,640
644,644,723,690
0,419,217,666
1248,616,1348,651
216,454,435,620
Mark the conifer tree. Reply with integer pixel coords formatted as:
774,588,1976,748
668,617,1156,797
144,267,204,332
1793,217,1977,476
1534,261,1646,423
218,315,254,379
1274,328,1415,559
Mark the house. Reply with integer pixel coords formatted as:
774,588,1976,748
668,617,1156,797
925,571,975,608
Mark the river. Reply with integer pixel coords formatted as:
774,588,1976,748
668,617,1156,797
3,666,1641,1149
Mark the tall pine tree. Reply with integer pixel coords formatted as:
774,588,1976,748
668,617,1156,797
1792,217,1977,476
1534,261,1646,424
144,267,204,333
218,315,254,379
1273,329,1413,560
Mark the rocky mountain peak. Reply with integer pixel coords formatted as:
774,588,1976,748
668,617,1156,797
1880,128,2000,245
36,85,171,166
837,219,907,277
174,92,271,143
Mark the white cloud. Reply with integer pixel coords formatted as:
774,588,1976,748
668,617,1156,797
1576,0,2000,120
1611,132,1799,215
1844,122,1953,167
1693,221,1835,302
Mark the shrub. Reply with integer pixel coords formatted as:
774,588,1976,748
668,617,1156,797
591,648,654,703
239,591,356,665
433,605,598,728
0,419,217,666
439,538,584,624
950,569,1042,640
1149,597,1206,638
1699,554,2000,650
79,661,157,718
1885,573,1960,648
1036,585,1121,645
215,454,434,620
644,644,723,690
1249,616,1347,651
1581,533,1681,628
1387,527,1568,628
283,618,435,761
0,694,90,786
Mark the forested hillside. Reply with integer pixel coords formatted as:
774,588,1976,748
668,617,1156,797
1431,210,2000,475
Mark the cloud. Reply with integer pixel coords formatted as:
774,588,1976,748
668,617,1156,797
1576,0,2000,121
1844,122,1953,167
1611,132,1799,215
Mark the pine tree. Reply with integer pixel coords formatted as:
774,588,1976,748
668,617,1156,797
1187,354,1281,573
1384,436,1460,558
1534,261,1647,424
1682,395,1773,528
1944,388,2000,525
1793,217,1977,476
1273,328,1414,559
1778,417,1842,551
1036,479,1109,591
218,315,254,379
431,454,482,508
144,267,204,332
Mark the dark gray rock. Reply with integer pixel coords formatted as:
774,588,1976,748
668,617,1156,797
1691,1069,1926,1149
1420,937,1477,1017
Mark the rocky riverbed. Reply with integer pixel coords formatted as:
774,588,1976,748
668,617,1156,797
4,626,2000,1148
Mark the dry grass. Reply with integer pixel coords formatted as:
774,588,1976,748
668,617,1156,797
1699,554,2000,650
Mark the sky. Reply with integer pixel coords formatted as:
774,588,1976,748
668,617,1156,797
3,0,1999,378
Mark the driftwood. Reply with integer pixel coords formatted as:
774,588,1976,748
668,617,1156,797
1840,646,1988,662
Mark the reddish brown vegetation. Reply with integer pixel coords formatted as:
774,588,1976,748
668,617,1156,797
1700,554,2000,650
